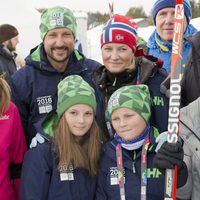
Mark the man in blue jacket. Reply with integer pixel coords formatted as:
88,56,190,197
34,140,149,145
147,0,197,74
9,6,101,146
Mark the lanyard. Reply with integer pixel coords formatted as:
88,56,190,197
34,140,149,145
116,143,126,200
141,137,150,200
115,134,150,200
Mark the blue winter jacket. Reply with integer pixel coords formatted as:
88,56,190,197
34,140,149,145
147,24,197,74
9,44,101,146
95,130,165,200
20,141,97,200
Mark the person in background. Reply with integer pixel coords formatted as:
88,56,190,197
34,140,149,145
181,31,200,106
176,97,200,200
75,38,83,54
15,54,26,69
146,0,197,74
0,76,27,200
93,14,169,136
9,6,101,147
95,84,187,200
155,96,200,200
0,24,19,81
20,75,101,200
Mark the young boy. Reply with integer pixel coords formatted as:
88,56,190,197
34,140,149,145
95,84,187,200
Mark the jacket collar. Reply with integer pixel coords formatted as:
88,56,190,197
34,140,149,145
104,127,159,162
147,24,197,51
25,44,86,74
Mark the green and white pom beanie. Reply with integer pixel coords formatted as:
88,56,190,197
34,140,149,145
43,75,96,136
107,84,151,123
39,6,77,40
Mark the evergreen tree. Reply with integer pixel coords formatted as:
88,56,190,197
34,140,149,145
126,7,147,18
190,0,200,18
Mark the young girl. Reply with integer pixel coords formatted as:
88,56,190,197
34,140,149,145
0,76,27,200
20,75,101,200
95,84,187,200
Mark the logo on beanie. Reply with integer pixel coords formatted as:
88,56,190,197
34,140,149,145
111,99,119,107
49,12,64,26
107,92,120,114
115,34,124,41
101,14,137,53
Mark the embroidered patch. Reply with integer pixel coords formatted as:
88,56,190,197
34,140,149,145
112,99,119,107
59,165,74,181
50,12,64,26
37,96,52,114
115,34,124,41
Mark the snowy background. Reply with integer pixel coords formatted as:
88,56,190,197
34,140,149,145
87,17,200,63
0,2,199,64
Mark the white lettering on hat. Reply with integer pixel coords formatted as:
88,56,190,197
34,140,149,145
50,12,64,26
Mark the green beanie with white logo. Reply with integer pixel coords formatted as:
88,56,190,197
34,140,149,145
107,84,151,123
39,6,77,40
43,75,96,136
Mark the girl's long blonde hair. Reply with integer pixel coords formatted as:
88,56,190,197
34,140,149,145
53,114,101,176
0,76,10,114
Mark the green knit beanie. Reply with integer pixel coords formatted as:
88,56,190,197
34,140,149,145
42,75,96,136
107,84,151,123
39,6,77,40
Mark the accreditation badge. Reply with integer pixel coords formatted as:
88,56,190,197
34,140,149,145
110,166,125,185
59,164,74,181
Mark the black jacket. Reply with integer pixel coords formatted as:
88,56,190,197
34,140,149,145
0,45,17,82
181,31,200,106
21,141,96,200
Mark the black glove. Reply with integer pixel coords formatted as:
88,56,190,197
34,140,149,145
154,141,184,169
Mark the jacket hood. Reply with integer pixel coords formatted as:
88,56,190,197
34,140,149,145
181,97,200,140
147,24,197,50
